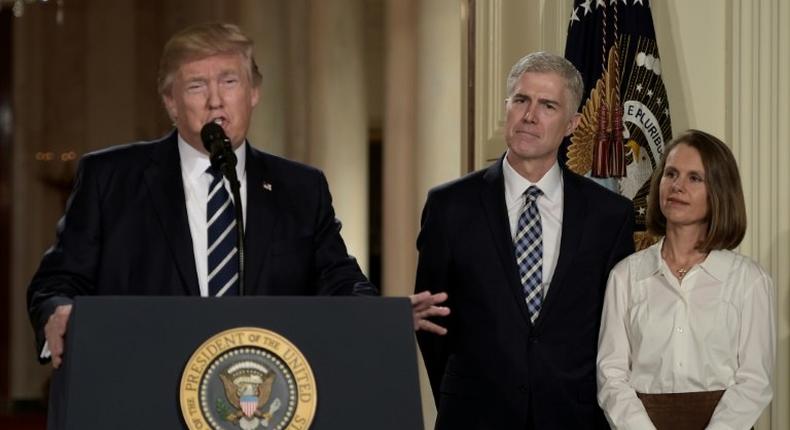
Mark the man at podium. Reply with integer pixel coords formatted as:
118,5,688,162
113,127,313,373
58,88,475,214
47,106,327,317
27,22,448,369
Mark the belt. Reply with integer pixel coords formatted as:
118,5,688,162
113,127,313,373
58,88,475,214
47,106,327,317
636,390,725,430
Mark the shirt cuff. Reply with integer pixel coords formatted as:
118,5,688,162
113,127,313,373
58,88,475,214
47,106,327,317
40,340,51,359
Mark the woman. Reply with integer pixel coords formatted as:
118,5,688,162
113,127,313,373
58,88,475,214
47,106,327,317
596,130,775,430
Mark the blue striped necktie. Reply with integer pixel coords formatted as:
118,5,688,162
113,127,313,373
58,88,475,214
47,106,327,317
206,167,239,296
514,186,543,324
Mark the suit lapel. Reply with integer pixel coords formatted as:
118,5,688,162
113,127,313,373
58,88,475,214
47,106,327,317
480,159,533,327
243,145,278,294
536,168,587,325
143,132,200,295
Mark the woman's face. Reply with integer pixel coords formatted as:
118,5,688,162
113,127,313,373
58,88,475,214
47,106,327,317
659,143,709,229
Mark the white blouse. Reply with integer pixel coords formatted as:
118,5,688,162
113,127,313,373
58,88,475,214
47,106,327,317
597,239,775,430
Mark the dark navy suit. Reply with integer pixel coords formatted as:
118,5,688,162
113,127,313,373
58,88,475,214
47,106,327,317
415,158,634,429
28,131,375,356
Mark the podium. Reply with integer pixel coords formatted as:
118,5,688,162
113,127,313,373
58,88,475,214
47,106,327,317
48,296,424,429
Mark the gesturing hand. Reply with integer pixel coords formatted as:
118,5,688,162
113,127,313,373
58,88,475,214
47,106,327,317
410,291,450,335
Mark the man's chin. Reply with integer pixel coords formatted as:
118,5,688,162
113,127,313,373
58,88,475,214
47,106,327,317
507,144,541,159
506,147,559,164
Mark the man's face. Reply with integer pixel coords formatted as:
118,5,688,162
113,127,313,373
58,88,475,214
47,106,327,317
504,71,580,169
163,53,260,151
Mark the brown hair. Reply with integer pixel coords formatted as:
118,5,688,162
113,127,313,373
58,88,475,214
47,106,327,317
157,22,262,96
646,129,747,251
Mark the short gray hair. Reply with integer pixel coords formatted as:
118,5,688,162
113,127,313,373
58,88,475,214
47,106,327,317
506,51,584,114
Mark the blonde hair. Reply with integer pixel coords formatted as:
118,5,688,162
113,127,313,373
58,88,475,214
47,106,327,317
157,22,262,96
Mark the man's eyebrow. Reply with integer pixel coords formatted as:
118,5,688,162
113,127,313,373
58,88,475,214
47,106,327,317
183,74,207,83
537,97,560,105
510,94,561,105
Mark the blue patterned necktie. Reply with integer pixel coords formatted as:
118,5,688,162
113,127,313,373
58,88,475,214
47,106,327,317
514,186,543,324
206,167,239,296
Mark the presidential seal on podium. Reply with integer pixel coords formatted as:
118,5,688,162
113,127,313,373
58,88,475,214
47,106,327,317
180,327,317,429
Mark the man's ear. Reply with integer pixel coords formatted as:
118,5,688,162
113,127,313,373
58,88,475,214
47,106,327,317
162,94,178,122
565,112,581,136
250,85,260,109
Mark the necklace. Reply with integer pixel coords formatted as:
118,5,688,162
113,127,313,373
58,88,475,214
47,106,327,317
661,248,707,280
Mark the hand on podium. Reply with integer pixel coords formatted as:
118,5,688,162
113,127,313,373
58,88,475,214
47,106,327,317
44,304,73,369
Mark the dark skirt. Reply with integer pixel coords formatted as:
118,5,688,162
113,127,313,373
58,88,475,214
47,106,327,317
636,390,725,430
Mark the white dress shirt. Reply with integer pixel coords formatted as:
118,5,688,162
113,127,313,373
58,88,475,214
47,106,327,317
502,156,563,296
597,238,776,430
178,134,247,297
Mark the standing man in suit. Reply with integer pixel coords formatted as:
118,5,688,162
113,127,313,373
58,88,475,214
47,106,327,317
29,22,448,369
415,51,635,429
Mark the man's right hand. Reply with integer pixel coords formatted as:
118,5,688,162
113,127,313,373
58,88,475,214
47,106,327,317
44,304,73,369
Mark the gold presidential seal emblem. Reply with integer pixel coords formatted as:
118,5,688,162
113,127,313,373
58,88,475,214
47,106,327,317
180,327,317,430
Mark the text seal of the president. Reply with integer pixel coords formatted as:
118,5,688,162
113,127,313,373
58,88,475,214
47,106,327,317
180,327,317,430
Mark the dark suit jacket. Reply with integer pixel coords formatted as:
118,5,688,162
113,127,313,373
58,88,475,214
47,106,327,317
28,131,375,357
415,158,634,429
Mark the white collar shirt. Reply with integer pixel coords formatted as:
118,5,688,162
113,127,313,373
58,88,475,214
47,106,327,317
597,238,776,430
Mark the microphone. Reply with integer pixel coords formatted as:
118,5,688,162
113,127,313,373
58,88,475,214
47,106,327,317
200,122,237,179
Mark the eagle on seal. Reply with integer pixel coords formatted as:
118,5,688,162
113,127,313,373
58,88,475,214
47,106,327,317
219,361,277,426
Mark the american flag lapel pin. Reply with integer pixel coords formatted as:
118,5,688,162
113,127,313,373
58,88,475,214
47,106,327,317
262,181,273,191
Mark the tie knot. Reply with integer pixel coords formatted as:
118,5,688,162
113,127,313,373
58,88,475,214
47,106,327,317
524,186,543,202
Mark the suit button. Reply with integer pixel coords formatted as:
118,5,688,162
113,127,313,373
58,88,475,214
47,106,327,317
519,385,529,392
529,336,538,344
